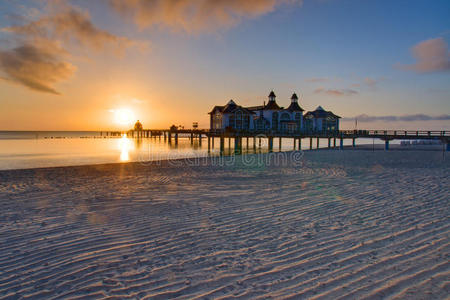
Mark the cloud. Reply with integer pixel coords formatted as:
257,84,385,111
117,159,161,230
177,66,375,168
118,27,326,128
0,1,144,94
343,114,450,122
0,42,76,94
314,87,358,96
398,37,450,73
364,77,376,87
108,0,302,32
3,4,139,54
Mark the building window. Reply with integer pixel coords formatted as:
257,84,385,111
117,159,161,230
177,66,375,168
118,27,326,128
244,115,250,130
229,115,235,128
213,112,222,129
235,111,243,130
280,113,291,132
256,118,268,131
305,118,313,132
324,116,336,132
281,112,290,121
272,112,278,131
295,113,301,131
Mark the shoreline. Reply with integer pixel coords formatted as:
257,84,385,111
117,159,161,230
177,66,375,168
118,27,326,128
0,143,446,173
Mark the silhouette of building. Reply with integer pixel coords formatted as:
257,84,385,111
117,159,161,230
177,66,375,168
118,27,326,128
209,91,340,133
134,120,143,131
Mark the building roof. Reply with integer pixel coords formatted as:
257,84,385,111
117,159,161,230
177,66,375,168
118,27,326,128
269,90,276,98
246,105,264,111
304,106,341,119
208,100,255,115
208,105,225,114
222,100,238,113
291,93,298,100
286,102,304,112
264,101,281,110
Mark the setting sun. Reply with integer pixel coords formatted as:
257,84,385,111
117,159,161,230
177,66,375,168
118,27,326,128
113,108,135,126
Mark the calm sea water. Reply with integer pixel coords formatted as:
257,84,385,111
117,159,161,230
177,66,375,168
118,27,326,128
0,131,388,170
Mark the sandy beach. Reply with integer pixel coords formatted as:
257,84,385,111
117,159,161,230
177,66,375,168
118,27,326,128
0,149,449,299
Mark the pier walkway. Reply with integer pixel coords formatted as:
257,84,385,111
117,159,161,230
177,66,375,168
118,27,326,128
100,129,450,152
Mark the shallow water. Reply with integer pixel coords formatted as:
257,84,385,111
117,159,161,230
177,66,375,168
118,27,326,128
0,131,394,170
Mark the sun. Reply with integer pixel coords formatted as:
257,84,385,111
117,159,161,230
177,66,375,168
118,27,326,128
113,108,135,126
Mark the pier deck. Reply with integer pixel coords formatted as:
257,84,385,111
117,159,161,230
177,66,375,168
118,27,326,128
101,129,450,152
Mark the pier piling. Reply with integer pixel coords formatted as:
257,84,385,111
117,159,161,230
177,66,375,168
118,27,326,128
117,128,448,155
220,136,225,153
234,137,242,154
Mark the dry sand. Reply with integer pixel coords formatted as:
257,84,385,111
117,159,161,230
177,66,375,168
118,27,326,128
0,150,449,299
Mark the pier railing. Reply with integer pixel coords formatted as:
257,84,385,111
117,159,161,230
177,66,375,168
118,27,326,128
206,129,449,139
122,128,448,139
105,128,449,151
339,130,449,139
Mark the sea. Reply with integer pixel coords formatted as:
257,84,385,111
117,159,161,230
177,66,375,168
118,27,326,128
0,131,397,170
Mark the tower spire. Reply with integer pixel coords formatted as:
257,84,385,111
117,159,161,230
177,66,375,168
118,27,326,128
268,90,276,102
291,92,298,103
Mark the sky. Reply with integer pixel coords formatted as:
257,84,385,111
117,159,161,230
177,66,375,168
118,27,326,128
0,0,449,131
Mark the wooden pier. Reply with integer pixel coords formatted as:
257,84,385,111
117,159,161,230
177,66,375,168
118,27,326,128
103,128,450,153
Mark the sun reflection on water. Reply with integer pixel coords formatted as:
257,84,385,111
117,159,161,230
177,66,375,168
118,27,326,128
118,134,133,161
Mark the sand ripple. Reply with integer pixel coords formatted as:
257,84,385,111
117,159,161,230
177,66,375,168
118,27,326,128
0,150,449,299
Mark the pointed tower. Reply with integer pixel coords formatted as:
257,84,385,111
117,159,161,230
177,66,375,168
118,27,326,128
268,90,276,102
265,90,280,110
287,93,304,112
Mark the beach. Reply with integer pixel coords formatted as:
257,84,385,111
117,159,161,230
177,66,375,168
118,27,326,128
0,149,449,299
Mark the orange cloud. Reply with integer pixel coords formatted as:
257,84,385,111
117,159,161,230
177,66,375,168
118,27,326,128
4,5,137,54
108,0,303,32
0,2,143,94
0,41,76,95
398,38,450,73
